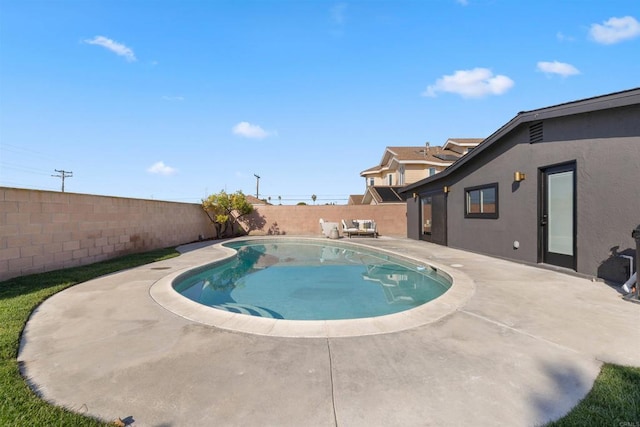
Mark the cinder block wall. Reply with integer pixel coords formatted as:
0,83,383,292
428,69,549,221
0,188,214,281
246,204,407,237
0,187,408,281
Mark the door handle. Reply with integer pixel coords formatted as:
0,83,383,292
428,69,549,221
541,214,548,226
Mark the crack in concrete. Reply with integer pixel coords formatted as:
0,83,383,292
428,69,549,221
459,309,583,356
327,338,339,426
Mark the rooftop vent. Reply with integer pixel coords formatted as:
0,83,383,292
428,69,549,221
529,122,543,143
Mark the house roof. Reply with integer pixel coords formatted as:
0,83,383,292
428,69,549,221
387,146,459,164
360,145,465,176
401,87,640,193
348,194,365,205
245,195,270,205
363,186,407,204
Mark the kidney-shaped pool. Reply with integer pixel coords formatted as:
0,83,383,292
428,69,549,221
172,239,452,321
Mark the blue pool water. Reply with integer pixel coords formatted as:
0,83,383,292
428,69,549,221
173,240,452,321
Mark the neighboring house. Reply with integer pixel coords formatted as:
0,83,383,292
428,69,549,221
400,88,640,284
347,194,365,205
245,195,270,206
356,140,482,205
362,186,405,204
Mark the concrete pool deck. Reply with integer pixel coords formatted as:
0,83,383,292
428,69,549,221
18,237,640,426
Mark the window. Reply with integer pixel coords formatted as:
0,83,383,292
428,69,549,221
399,166,405,185
369,177,374,187
388,174,393,185
465,183,498,219
429,167,437,176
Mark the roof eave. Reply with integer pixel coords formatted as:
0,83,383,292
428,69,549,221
401,87,640,194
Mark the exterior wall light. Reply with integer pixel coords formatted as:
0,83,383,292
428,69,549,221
413,192,418,200
514,171,526,182
443,186,450,193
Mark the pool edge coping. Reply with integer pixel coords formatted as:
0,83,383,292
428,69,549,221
149,236,476,338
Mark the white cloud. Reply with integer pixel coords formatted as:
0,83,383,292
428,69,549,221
422,68,514,98
330,3,347,26
232,122,272,139
84,36,136,61
536,61,580,77
556,32,575,42
589,16,640,45
456,0,469,6
329,3,347,37
147,161,177,176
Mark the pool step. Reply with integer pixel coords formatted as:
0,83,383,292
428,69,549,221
216,302,278,318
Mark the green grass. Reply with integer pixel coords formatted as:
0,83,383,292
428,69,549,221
0,247,179,427
546,364,640,426
1,247,638,426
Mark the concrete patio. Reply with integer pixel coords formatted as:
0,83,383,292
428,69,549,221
18,237,640,426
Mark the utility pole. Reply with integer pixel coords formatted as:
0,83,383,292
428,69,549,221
52,169,73,192
254,174,260,199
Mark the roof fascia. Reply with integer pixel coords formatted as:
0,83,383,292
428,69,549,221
361,146,399,176
363,187,382,204
399,159,455,167
381,147,397,166
444,139,480,147
361,165,391,177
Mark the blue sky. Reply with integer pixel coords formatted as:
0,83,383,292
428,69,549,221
1,0,639,204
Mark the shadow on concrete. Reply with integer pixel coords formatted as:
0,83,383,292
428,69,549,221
530,361,591,426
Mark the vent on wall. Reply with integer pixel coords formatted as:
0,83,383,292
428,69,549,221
529,122,543,143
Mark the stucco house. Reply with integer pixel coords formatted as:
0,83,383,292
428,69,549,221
356,139,482,205
400,88,640,284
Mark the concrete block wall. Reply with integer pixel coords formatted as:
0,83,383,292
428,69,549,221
245,204,407,237
0,187,408,282
0,188,214,281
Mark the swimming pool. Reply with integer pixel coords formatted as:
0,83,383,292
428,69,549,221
173,239,452,321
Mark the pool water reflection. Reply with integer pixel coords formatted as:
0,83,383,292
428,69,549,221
173,240,452,321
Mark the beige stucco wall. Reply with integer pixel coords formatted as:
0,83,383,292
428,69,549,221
405,164,449,185
405,166,429,184
0,187,213,281
0,188,407,281
365,165,447,189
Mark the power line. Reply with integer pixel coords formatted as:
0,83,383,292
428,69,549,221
0,180,59,191
0,143,53,161
51,169,73,192
0,162,53,176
